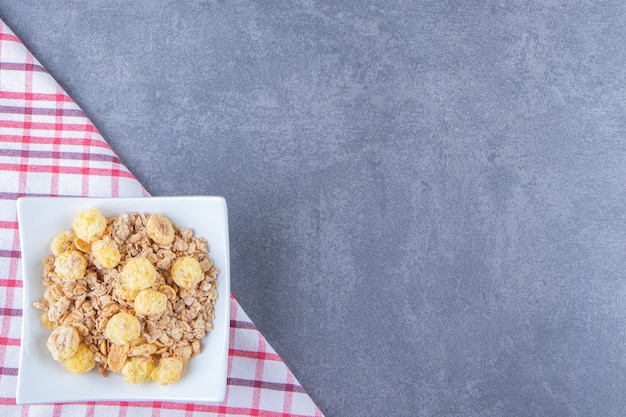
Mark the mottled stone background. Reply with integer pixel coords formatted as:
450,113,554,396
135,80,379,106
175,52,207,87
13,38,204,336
3,1,626,415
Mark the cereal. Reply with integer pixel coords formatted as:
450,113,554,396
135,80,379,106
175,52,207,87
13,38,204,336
33,210,219,385
107,343,129,372
146,214,175,246
53,250,87,281
151,357,183,385
50,230,74,256
91,236,121,269
72,208,107,243
171,256,204,289
134,289,167,317
73,237,92,253
105,312,141,345
122,357,154,384
64,343,96,373
46,324,80,361
122,257,156,291
128,343,157,357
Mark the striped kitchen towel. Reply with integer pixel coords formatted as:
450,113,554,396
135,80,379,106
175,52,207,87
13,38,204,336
0,19,323,417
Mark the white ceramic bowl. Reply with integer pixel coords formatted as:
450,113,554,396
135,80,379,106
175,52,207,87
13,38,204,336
16,196,230,404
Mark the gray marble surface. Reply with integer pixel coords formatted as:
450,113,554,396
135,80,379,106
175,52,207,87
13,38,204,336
3,1,626,415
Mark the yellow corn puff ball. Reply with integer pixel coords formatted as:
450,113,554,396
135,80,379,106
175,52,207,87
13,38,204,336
63,343,95,373
92,236,121,269
53,250,87,281
105,312,141,345
151,357,183,385
46,324,80,361
171,256,204,289
122,257,156,290
134,289,167,317
121,357,154,384
50,230,75,256
72,208,107,243
146,214,175,246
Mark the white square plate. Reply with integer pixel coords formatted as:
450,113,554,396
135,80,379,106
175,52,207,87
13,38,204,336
16,196,230,404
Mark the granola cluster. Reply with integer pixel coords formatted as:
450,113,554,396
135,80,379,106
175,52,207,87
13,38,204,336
33,208,219,385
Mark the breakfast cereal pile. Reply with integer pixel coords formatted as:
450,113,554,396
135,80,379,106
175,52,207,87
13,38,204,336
33,208,219,385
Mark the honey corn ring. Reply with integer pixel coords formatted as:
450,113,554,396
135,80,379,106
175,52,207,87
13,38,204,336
64,343,96,373
122,357,154,384
171,256,204,289
134,289,168,317
53,250,87,281
50,230,75,256
46,325,80,361
72,207,107,243
151,357,183,385
122,256,157,290
105,312,141,345
92,236,121,269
